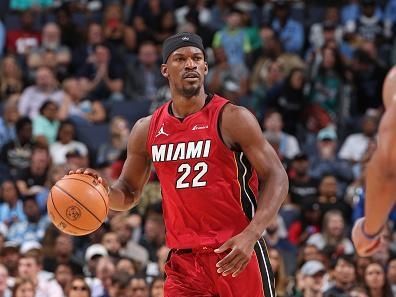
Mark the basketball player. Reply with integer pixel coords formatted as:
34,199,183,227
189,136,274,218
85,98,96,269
71,33,288,296
352,91,396,257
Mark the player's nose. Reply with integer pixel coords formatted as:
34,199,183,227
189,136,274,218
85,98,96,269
184,57,196,69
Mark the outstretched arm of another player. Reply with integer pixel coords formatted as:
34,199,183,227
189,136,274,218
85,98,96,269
70,116,152,211
352,100,396,256
215,105,289,277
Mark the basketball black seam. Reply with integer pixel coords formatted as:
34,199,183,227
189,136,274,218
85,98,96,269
54,184,102,223
62,177,108,211
50,191,92,231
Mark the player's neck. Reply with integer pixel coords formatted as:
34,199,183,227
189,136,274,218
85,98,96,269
171,89,207,118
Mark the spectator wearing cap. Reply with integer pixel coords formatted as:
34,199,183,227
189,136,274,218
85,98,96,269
288,152,319,205
310,127,354,193
49,120,88,165
84,244,108,279
7,197,50,244
300,260,326,297
324,255,357,297
271,1,304,55
1,242,20,280
0,180,26,227
18,250,63,297
91,257,115,297
0,264,11,297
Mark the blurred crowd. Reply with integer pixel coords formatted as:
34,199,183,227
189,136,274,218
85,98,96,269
0,0,396,296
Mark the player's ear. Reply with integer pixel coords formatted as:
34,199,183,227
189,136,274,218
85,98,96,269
161,64,169,78
204,62,208,75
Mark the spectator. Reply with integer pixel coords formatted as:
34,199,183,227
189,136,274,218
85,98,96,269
212,7,251,66
0,180,26,227
54,263,73,295
0,20,4,57
324,255,356,297
49,120,88,165
18,250,63,297
263,110,300,160
124,41,165,101
0,264,11,297
154,11,177,44
16,145,50,197
363,261,393,297
92,257,115,297
66,276,91,297
387,257,396,296
18,66,64,119
7,197,49,244
0,100,19,151
5,10,40,55
115,257,136,277
139,212,165,262
32,101,60,145
59,78,106,124
0,117,34,178
107,272,130,297
78,44,124,101
12,278,35,297
0,55,24,101
271,1,304,54
55,7,83,50
129,275,149,297
83,243,108,279
102,3,125,49
101,231,121,262
1,242,20,279
149,276,164,297
268,248,289,297
300,260,326,297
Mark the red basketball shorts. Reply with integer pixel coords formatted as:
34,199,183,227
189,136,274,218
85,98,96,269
164,238,275,297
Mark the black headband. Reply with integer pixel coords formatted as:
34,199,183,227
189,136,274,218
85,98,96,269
162,32,205,63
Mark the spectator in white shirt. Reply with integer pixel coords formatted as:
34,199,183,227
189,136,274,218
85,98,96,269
338,112,379,163
18,67,64,119
263,110,300,160
0,264,11,297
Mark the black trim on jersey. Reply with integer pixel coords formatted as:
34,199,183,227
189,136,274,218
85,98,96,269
168,93,214,121
235,151,257,221
254,237,276,297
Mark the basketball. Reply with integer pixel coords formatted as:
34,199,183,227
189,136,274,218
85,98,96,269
382,66,396,109
47,174,109,236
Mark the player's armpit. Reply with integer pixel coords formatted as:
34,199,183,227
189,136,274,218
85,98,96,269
109,116,152,211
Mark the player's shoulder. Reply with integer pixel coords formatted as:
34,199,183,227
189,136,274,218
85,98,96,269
221,103,256,124
130,115,152,137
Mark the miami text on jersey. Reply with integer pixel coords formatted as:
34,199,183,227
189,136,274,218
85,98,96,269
152,140,211,162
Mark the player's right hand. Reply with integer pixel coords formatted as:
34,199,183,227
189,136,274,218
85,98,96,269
68,168,109,193
352,217,382,257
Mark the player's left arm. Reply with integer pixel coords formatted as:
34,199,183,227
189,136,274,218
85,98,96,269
215,104,288,277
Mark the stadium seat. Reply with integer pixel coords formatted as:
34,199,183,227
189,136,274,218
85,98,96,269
108,100,151,126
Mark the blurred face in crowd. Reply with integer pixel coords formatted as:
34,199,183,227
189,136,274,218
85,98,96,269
130,278,149,297
63,78,85,101
226,11,242,29
267,61,284,84
69,278,90,297
138,43,157,67
356,256,371,281
365,263,385,290
362,2,375,17
88,23,103,46
30,148,50,175
123,26,137,51
150,278,164,297
23,199,40,223
2,248,19,276
290,70,304,90
41,101,58,121
18,121,32,143
95,46,110,65
20,11,34,30
0,265,8,293
4,102,20,124
319,175,337,197
102,232,121,255
322,48,336,69
362,117,377,137
116,258,136,276
55,234,73,256
42,23,61,50
387,258,396,284
144,215,165,243
326,212,344,238
14,280,35,297
18,256,40,280
302,245,321,262
58,123,75,144
2,55,21,78
268,248,281,273
303,271,325,295
334,258,356,287
36,67,56,91
96,257,115,290
55,264,73,289
1,180,18,204
264,112,283,133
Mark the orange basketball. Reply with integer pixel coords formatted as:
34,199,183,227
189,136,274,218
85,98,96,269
47,174,109,236
382,66,396,109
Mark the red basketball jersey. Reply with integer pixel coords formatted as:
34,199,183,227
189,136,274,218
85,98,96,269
147,95,259,249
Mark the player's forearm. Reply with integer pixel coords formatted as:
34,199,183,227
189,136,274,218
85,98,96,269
108,179,141,211
245,168,289,239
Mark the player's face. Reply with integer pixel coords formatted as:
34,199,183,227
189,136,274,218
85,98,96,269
161,46,207,98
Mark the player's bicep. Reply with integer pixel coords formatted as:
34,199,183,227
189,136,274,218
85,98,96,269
118,117,152,193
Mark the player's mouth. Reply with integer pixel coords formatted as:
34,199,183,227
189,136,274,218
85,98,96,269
183,72,200,80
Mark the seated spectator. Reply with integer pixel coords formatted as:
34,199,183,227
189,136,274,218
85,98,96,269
12,277,36,297
54,263,73,295
97,116,129,165
139,210,165,262
50,120,88,165
323,255,357,297
66,276,91,297
0,264,10,297
101,231,121,262
78,44,124,101
364,260,393,297
102,3,125,48
124,41,166,101
0,117,34,178
16,145,50,197
206,46,249,104
28,22,71,80
300,260,327,297
108,272,131,297
1,241,20,279
59,78,106,124
307,210,354,258
5,10,40,55
0,55,24,101
32,101,60,145
387,257,396,296
129,275,149,297
150,276,164,297
0,180,26,227
268,248,289,296
7,197,49,244
115,257,137,277
0,100,19,151
18,66,64,119
263,110,300,160
91,256,115,297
